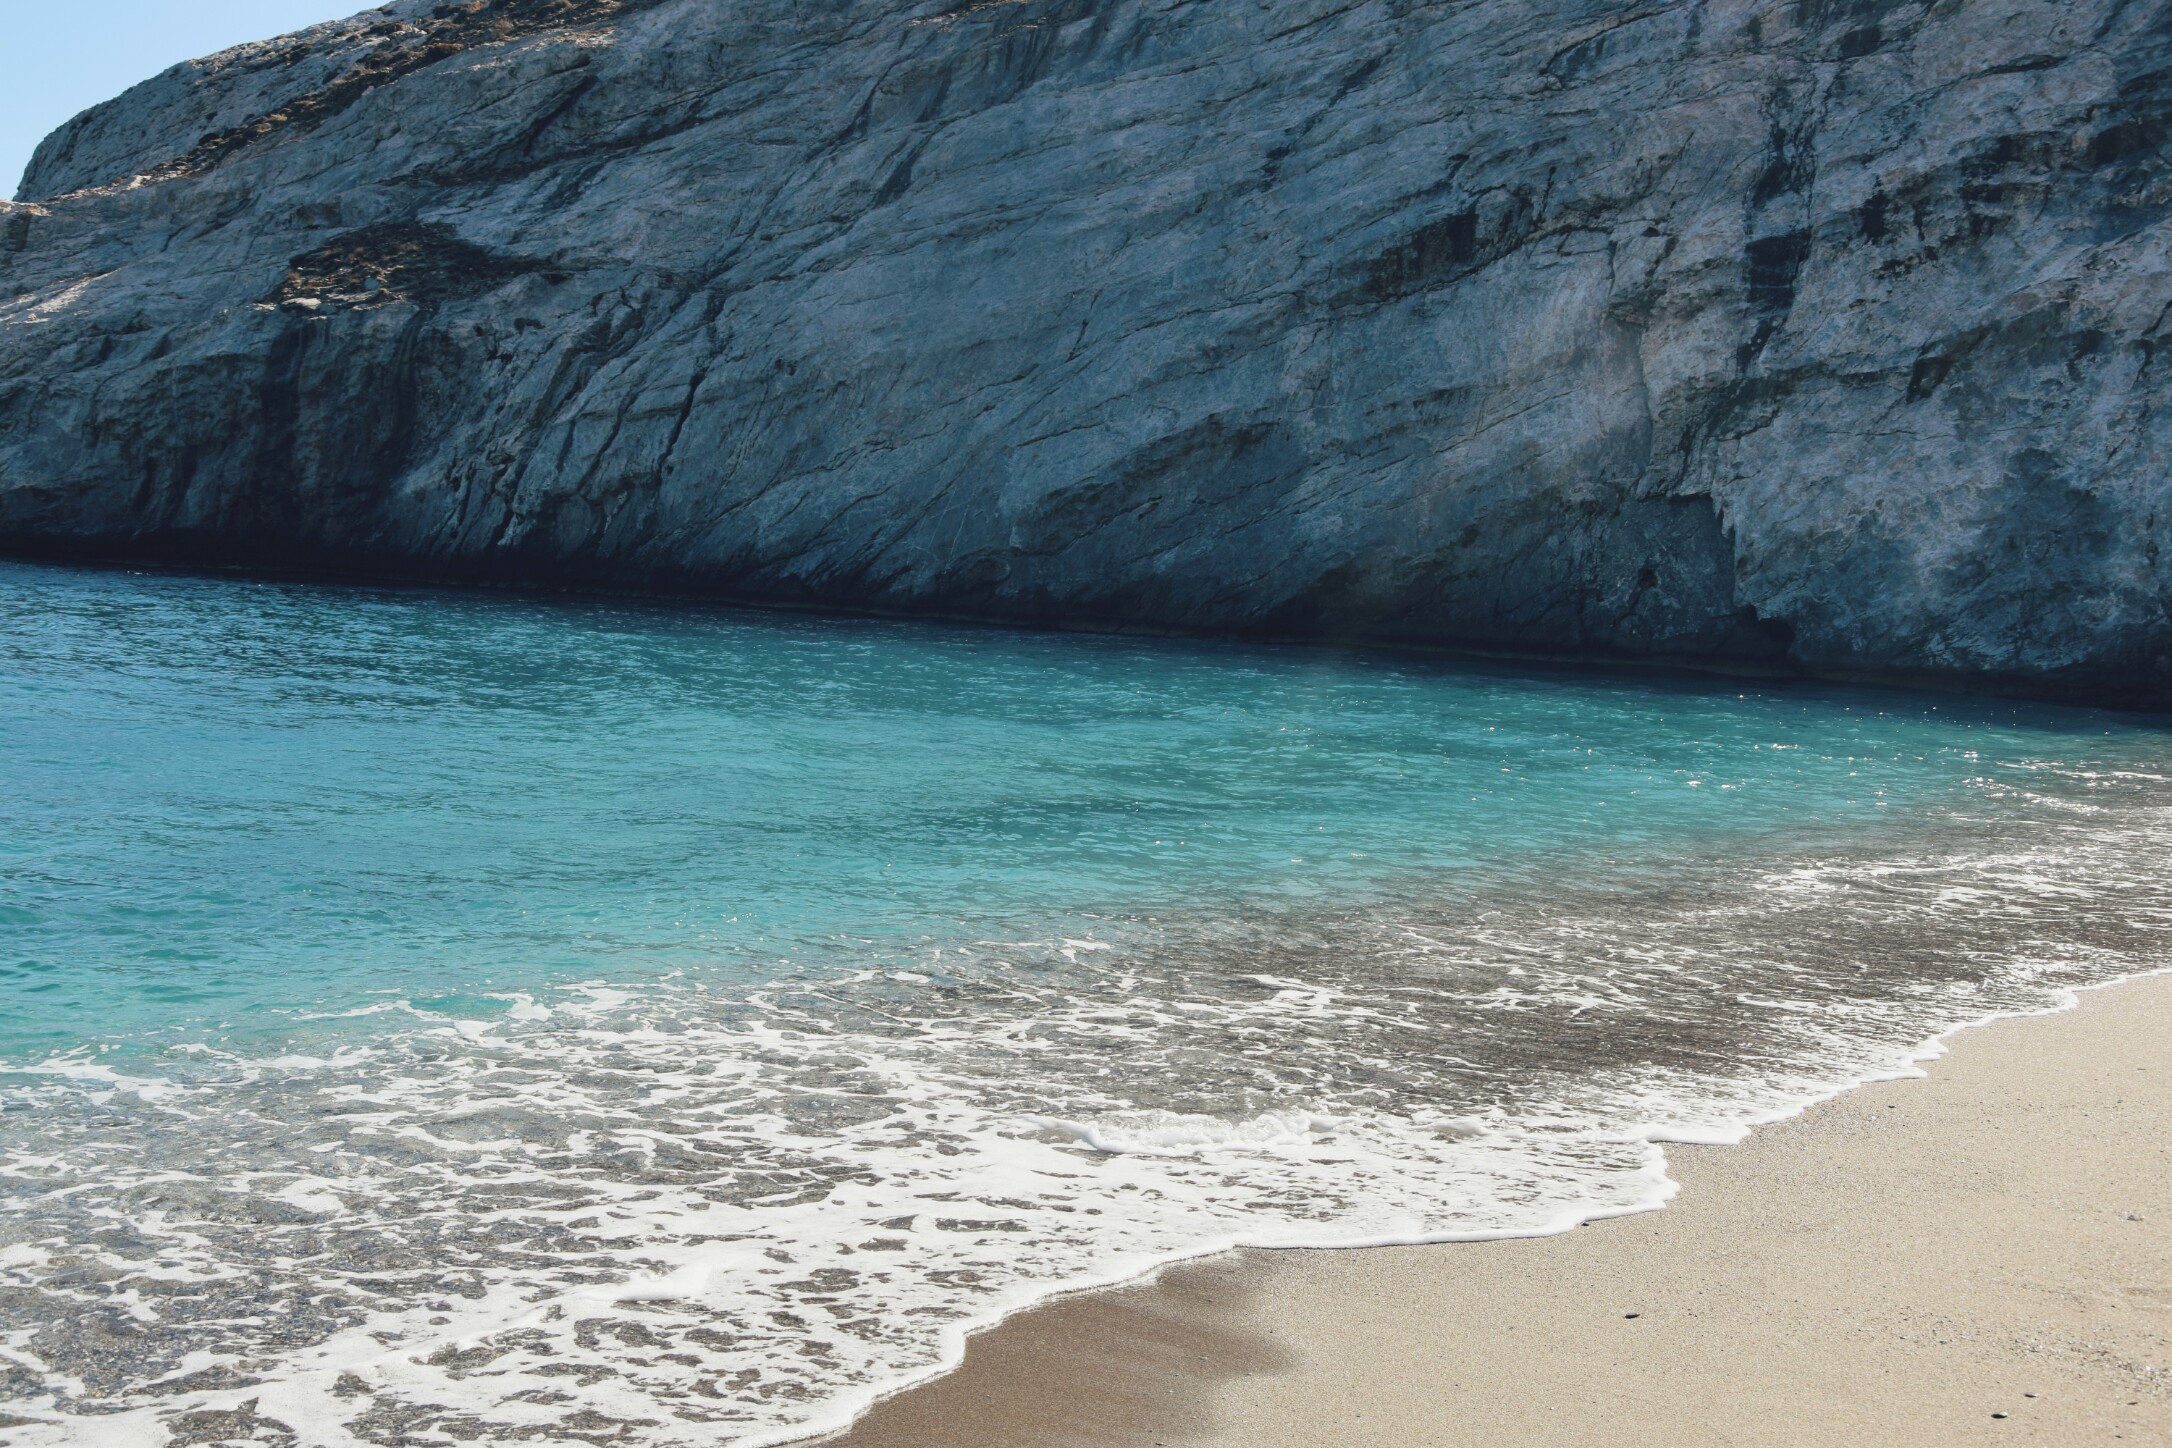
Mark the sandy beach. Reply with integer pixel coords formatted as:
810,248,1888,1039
829,972,2172,1447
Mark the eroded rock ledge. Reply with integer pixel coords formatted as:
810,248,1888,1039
2,0,2167,700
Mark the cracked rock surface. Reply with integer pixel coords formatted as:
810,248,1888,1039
1,0,2167,699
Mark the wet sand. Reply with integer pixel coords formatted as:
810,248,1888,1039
826,972,2172,1447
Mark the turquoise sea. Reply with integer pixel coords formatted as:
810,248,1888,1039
3,560,2169,1445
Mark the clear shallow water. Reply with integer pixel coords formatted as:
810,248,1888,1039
2,561,2169,1446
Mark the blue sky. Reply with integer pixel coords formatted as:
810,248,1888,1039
5,2,366,198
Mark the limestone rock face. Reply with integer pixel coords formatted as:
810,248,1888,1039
2,0,2166,698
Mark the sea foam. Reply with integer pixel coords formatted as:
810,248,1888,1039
4,791,2168,1447
5,563,2169,1446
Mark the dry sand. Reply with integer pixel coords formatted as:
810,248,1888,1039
827,972,2172,1447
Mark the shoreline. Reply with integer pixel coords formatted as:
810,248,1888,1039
8,553,2167,716
819,971,2172,1447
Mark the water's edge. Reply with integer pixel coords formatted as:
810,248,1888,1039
10,557,2168,1445
775,963,2172,1448
14,550,2166,715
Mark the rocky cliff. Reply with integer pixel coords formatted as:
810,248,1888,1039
1,0,2166,698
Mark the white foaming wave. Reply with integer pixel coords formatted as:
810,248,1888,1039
1022,1108,1342,1155
5,1056,185,1106
4,795,2172,1447
501,994,553,1022
0,1006,1701,1446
